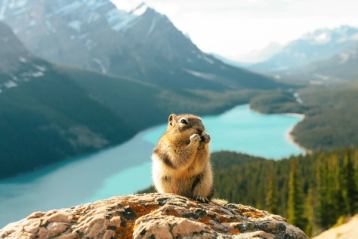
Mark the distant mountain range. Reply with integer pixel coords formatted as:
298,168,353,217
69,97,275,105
279,45,358,84
0,0,281,90
252,25,358,74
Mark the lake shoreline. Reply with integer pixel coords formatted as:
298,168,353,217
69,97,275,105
249,105,308,155
284,113,309,154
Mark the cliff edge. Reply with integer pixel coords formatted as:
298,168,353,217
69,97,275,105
0,193,308,239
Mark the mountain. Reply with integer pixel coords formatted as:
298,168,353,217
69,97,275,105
0,21,138,178
252,26,358,73
0,0,283,90
0,22,191,178
283,45,358,84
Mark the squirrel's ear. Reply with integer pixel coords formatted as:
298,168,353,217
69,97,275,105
168,113,176,126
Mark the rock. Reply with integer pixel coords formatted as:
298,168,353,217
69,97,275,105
0,193,308,239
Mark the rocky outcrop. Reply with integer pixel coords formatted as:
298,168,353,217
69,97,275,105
0,193,308,239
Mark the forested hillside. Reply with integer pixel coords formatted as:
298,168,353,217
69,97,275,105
212,149,358,236
249,82,358,151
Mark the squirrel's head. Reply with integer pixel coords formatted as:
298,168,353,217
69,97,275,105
167,113,205,139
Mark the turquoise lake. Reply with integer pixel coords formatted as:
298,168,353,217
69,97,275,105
0,105,304,226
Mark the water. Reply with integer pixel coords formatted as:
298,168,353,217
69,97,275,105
0,105,304,226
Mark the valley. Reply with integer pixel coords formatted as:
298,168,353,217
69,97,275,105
0,2,286,179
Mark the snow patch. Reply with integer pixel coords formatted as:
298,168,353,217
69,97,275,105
93,58,107,74
274,74,281,80
131,3,148,16
106,7,142,32
19,57,27,63
69,20,81,31
196,53,215,64
56,1,82,15
339,53,350,64
29,20,36,27
85,0,108,10
4,81,18,88
314,32,331,44
35,65,46,72
184,69,216,80
0,0,9,20
294,92,303,104
314,74,330,81
32,71,44,78
146,17,157,38
204,56,215,64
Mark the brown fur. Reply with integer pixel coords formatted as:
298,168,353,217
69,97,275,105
151,113,213,201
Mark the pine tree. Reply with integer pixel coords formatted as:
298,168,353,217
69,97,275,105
341,150,358,215
304,188,315,236
287,160,307,230
265,172,278,214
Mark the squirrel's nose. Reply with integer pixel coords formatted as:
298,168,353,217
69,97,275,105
197,129,203,135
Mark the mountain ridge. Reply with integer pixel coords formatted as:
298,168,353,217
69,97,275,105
251,25,358,73
1,0,284,90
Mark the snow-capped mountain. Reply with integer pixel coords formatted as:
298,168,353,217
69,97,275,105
0,0,283,90
281,45,358,84
0,0,146,74
252,26,358,72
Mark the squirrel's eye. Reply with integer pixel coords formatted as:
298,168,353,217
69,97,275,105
180,119,188,125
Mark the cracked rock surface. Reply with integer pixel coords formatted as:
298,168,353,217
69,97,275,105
0,193,308,239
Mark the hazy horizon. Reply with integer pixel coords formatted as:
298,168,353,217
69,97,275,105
112,0,358,62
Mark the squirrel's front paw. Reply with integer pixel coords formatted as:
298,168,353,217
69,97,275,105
201,132,211,144
190,134,201,143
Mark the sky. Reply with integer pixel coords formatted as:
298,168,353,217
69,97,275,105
111,0,358,62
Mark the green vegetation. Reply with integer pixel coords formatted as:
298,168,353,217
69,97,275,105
250,82,358,151
287,160,307,229
293,83,358,150
211,149,358,236
250,90,306,114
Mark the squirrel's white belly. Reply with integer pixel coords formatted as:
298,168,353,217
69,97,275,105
151,153,165,193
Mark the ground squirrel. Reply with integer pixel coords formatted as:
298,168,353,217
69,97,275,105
151,113,213,202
